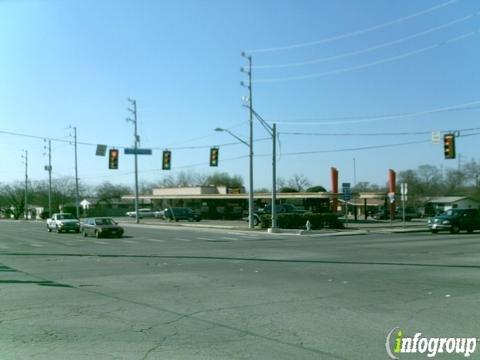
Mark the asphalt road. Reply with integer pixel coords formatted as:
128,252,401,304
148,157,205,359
1,220,480,359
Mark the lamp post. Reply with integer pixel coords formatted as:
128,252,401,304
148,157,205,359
249,108,277,231
214,128,253,228
216,115,278,231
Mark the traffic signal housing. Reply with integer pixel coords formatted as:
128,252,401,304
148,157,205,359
210,147,219,167
444,133,456,159
108,149,119,169
162,150,171,170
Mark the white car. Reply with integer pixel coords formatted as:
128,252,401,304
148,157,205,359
46,213,80,233
125,208,162,218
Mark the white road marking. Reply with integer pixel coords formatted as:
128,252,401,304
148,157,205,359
197,237,212,241
145,238,165,243
174,238,192,242
94,241,108,245
121,240,136,244
30,243,44,247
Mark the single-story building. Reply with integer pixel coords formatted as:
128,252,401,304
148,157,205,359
422,196,480,216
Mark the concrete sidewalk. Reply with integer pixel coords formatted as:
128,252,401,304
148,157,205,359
116,217,428,235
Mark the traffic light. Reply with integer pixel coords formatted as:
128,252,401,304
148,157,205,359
108,149,119,169
162,150,171,170
210,147,219,167
444,133,456,159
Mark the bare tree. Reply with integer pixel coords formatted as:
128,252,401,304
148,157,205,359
287,174,311,192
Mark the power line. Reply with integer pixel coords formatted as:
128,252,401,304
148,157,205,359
247,0,459,53
254,29,478,83
255,132,480,157
253,12,480,69
269,100,480,125
280,127,480,137
0,128,267,151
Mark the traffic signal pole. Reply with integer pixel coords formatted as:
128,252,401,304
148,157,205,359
127,98,140,224
73,127,80,219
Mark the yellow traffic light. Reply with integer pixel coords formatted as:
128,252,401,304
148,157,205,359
210,147,219,167
109,149,119,169
444,133,456,159
162,150,171,170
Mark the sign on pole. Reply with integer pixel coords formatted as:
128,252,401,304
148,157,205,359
124,148,152,155
431,131,441,144
96,144,107,156
342,182,351,201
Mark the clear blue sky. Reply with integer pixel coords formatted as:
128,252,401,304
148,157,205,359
1,0,479,190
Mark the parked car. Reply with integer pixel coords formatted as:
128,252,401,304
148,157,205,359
373,208,418,221
46,213,80,233
163,207,201,222
244,204,308,226
125,208,163,218
81,217,124,238
428,208,480,234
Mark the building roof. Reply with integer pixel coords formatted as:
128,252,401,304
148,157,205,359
424,196,476,204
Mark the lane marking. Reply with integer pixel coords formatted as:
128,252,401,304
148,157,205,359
174,238,192,242
93,241,108,245
145,238,166,243
121,240,136,244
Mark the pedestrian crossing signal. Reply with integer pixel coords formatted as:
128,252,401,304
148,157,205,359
444,133,456,159
210,147,219,167
108,149,119,169
162,150,171,170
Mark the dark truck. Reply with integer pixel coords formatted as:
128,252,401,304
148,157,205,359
428,208,480,234
244,204,308,226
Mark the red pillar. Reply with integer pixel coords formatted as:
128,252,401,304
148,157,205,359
388,169,396,220
331,167,338,213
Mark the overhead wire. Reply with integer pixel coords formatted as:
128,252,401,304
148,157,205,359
254,132,480,157
246,0,459,53
279,127,480,137
268,100,480,125
254,29,479,83
253,11,480,69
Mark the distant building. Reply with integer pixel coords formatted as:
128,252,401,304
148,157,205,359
122,185,333,219
423,196,480,216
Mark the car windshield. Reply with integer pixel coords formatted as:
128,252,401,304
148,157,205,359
95,218,115,225
58,214,75,220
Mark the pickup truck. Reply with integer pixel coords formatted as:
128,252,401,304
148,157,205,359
428,208,480,234
244,204,308,226
46,213,80,233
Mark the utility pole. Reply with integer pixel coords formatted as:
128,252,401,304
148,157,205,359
44,139,52,217
127,98,140,224
272,123,277,230
23,150,28,220
73,127,80,219
353,158,357,187
241,52,254,229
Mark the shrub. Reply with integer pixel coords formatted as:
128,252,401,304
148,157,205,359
260,213,343,230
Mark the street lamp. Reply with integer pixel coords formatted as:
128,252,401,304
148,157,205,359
215,127,254,229
215,117,278,232
247,108,278,232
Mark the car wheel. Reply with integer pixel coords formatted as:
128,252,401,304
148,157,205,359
95,231,101,239
47,226,52,233
253,217,259,226
431,229,439,234
56,226,61,233
83,231,88,237
450,226,460,234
